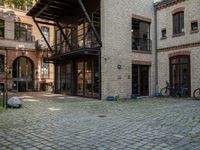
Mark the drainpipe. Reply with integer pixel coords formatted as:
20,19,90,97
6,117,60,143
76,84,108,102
154,4,158,95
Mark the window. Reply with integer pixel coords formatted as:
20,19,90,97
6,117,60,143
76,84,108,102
0,83,4,92
191,21,198,31
173,12,184,35
41,61,49,79
0,55,4,72
40,27,49,48
41,27,49,42
15,22,33,42
132,19,151,51
55,29,61,53
161,28,167,38
0,19,4,38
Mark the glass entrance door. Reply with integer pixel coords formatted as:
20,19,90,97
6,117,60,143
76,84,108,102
85,60,93,97
75,59,99,97
76,61,84,96
140,66,149,96
132,65,149,96
12,56,34,92
170,56,191,96
66,63,72,95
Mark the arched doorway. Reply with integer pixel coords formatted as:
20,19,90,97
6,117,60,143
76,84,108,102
170,55,191,96
12,56,34,92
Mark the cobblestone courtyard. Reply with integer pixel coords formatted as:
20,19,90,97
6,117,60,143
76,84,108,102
0,93,200,150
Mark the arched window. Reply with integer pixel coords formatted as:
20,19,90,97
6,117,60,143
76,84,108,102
0,55,4,72
173,11,184,35
0,19,5,38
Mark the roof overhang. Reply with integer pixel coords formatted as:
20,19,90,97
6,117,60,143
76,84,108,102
27,0,100,23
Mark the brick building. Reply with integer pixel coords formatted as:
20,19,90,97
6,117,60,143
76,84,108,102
27,0,199,99
0,4,54,92
156,0,200,96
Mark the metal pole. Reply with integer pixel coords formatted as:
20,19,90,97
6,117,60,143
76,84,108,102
78,0,102,47
5,49,8,94
154,5,158,95
98,50,101,100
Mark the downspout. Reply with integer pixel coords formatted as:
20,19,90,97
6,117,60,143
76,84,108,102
154,4,158,95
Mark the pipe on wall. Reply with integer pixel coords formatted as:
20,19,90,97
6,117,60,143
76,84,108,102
154,4,159,95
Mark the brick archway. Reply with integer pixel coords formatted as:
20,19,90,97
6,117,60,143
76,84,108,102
168,51,191,58
12,56,34,92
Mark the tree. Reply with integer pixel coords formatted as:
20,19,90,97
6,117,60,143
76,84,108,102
0,0,33,10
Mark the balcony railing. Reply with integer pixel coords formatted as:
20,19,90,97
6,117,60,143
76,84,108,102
132,38,152,51
53,31,100,55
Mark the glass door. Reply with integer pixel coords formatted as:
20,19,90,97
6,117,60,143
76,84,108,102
85,60,93,97
140,66,149,96
66,63,72,95
76,61,84,96
170,56,190,96
93,60,99,97
55,65,61,93
60,65,66,93
132,65,149,96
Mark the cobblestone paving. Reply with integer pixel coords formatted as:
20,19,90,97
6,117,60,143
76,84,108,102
0,92,200,150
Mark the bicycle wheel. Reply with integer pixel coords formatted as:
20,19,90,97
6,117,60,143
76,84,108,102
160,87,170,97
193,88,200,100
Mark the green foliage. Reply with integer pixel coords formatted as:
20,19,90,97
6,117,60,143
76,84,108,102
0,0,33,10
114,95,120,101
0,99,4,113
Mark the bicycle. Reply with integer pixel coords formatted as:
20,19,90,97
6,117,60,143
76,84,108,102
193,88,200,100
160,81,187,97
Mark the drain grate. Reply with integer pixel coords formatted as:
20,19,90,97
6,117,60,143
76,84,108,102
97,115,107,118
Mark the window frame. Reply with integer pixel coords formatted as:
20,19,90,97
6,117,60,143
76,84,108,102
41,59,49,79
0,54,4,72
161,28,167,39
173,11,184,35
191,21,198,32
0,19,5,38
132,18,151,51
41,26,50,42
15,22,33,42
